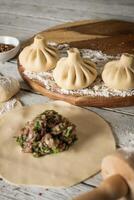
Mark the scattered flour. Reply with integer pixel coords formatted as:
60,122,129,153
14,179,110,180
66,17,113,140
0,99,20,115
23,44,134,97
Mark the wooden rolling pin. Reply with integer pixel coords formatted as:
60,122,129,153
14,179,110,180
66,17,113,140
73,149,134,200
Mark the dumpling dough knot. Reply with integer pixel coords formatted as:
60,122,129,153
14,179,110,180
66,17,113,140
53,48,97,90
102,53,134,90
19,35,59,72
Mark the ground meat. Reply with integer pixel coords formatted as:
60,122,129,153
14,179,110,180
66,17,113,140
15,110,77,157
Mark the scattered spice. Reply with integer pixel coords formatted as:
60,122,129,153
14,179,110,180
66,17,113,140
0,43,15,53
15,110,77,157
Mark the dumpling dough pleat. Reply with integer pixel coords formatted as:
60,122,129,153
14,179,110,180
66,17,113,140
102,53,134,90
53,48,97,90
19,35,59,72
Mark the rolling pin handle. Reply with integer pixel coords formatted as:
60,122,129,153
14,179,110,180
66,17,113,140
73,174,129,200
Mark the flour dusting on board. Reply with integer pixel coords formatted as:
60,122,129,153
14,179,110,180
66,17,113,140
23,43,134,97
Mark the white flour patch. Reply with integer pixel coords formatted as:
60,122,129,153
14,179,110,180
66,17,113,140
23,44,134,97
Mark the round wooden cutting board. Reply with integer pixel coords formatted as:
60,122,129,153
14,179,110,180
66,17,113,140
18,20,134,107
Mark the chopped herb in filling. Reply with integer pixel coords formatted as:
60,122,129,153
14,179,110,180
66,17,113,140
15,110,77,157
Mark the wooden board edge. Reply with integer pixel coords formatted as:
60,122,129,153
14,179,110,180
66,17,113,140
18,64,134,108
21,19,99,48
21,19,133,49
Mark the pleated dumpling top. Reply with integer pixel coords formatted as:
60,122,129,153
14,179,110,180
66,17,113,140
19,35,59,72
53,48,97,90
102,53,134,90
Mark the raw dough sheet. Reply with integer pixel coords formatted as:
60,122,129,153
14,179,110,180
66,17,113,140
0,101,115,188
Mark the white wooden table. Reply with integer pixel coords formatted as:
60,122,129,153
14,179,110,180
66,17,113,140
0,0,134,199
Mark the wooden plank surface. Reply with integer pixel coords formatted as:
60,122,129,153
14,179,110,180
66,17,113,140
1,0,134,22
0,0,134,199
19,19,134,107
0,179,92,200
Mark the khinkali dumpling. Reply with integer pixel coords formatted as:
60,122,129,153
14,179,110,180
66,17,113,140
19,35,59,72
102,53,134,90
53,48,97,90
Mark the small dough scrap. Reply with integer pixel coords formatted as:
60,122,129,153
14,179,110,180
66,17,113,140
0,76,20,102
102,53,134,90
53,48,97,90
0,101,115,187
19,35,59,72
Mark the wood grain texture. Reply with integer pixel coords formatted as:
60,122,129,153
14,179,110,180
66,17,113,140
1,61,134,115
19,19,134,107
23,20,134,55
1,0,134,22
0,179,92,200
1,0,134,199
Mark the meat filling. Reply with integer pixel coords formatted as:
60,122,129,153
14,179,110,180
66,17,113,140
15,110,77,157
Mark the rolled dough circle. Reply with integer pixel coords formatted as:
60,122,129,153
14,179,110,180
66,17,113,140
0,101,115,187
